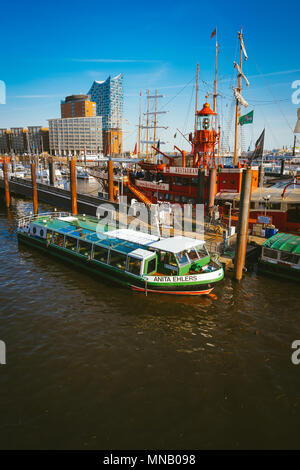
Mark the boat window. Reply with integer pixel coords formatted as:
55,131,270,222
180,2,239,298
165,253,178,267
186,248,199,261
270,203,281,210
196,245,209,258
32,227,37,234
109,250,127,270
65,236,78,252
146,258,156,274
52,232,65,247
127,257,142,276
93,245,108,263
280,252,299,264
176,251,189,265
174,195,180,203
175,177,182,186
263,248,278,260
40,229,44,237
78,240,91,257
287,204,300,223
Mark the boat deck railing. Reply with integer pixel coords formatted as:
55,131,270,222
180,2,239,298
17,211,72,228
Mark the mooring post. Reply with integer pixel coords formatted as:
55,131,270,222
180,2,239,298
234,168,252,281
208,167,217,218
3,161,10,208
69,157,78,215
108,157,114,202
49,158,56,186
31,162,38,215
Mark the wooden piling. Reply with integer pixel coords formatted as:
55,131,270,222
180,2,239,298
108,158,114,202
208,168,217,217
31,162,38,215
49,158,56,186
69,158,78,215
3,162,10,208
234,168,252,281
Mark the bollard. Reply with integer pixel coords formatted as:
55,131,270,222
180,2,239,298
31,162,38,215
234,168,252,281
69,158,78,215
3,162,10,208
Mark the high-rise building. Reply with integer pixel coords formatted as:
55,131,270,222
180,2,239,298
88,74,123,154
61,95,96,118
48,117,103,156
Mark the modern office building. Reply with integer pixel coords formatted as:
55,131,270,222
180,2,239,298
88,74,123,154
0,127,49,154
61,95,96,118
48,116,103,156
0,129,10,154
25,126,50,154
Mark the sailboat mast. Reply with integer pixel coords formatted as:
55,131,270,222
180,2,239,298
233,29,243,167
213,38,218,113
194,63,199,134
138,91,141,158
146,89,149,160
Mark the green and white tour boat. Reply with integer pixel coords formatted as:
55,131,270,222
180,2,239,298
259,232,300,282
17,212,224,295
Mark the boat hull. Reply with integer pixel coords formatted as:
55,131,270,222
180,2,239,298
258,260,300,282
17,233,223,295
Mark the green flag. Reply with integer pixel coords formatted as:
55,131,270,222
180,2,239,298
239,110,254,126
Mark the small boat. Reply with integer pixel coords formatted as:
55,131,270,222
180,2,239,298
76,167,92,180
17,212,224,295
258,232,300,282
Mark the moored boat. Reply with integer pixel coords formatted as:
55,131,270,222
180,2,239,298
258,232,300,281
17,212,224,295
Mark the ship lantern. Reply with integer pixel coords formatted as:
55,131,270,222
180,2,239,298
196,102,217,131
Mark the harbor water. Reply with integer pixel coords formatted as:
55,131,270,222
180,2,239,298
1,195,300,449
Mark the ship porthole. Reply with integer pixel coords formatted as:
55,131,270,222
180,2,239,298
40,229,44,237
32,227,36,234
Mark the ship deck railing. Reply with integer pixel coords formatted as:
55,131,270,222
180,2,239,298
17,211,72,228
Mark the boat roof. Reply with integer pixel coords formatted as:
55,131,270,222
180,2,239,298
108,229,159,245
32,214,205,257
263,233,300,254
149,236,204,254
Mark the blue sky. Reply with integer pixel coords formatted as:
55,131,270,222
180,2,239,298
0,0,299,152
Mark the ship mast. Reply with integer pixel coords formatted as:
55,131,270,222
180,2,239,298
146,89,149,160
138,90,141,158
140,91,168,162
233,28,249,166
213,37,219,113
194,63,199,135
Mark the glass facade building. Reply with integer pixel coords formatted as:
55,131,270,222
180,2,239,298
48,117,103,156
88,74,123,131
